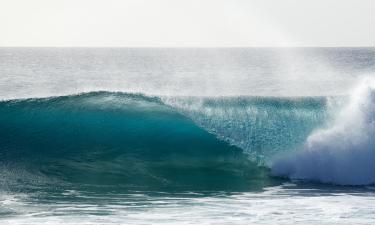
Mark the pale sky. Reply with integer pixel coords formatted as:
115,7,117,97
0,0,374,47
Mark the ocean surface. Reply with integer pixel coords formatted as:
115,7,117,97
1,48,375,224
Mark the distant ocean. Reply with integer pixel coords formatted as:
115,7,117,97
1,48,375,224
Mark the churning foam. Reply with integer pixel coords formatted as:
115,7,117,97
272,77,375,185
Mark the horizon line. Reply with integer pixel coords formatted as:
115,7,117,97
1,46,375,48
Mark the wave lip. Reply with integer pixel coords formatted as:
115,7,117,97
272,78,375,185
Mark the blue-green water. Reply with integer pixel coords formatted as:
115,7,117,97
1,91,331,193
0,92,339,224
1,48,375,224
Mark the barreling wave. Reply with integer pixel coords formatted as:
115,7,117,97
3,88,371,191
0,92,280,192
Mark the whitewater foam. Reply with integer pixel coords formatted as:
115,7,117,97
272,77,375,185
2,185,375,225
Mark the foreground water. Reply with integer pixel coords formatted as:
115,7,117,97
1,48,375,224
2,184,375,225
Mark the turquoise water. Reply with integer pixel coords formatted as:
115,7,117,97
0,92,342,224
1,48,375,224
2,92,331,192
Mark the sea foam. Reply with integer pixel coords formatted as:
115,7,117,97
272,77,375,185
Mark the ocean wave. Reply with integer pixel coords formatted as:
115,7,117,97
0,92,277,192
2,89,366,190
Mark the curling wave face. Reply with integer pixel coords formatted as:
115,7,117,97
4,84,374,190
0,91,333,192
0,92,277,192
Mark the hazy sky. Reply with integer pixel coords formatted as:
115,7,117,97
0,0,374,47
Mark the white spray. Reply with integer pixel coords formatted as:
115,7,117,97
272,77,375,185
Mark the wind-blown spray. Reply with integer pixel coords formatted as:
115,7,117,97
272,77,375,185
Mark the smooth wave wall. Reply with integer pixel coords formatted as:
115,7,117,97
0,92,276,192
